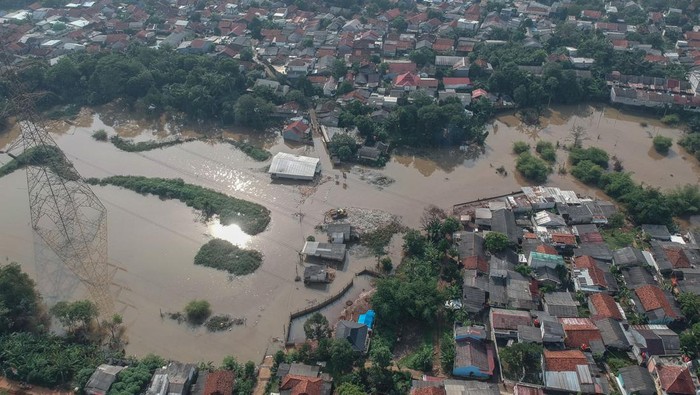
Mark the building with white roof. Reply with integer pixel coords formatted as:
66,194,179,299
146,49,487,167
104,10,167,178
268,152,320,181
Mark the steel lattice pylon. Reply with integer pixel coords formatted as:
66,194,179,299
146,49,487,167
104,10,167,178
13,119,115,314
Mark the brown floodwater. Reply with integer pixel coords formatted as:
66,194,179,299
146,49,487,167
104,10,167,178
0,104,698,364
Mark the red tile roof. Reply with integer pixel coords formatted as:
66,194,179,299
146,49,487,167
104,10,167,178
579,231,604,243
280,375,324,395
284,120,309,135
560,318,602,348
574,256,608,287
536,244,558,255
544,350,588,372
462,255,489,273
552,233,577,245
442,77,471,86
395,72,420,87
657,365,697,395
203,370,235,395
665,248,691,269
412,387,446,395
388,62,417,74
589,293,622,320
635,285,679,319
491,309,531,330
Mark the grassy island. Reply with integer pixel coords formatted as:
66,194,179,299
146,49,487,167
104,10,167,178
86,176,270,234
194,238,262,276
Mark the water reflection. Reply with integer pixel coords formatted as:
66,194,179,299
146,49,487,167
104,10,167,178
207,221,251,247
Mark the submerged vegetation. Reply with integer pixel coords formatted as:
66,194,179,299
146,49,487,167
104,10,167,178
0,145,79,180
86,176,270,234
224,138,271,161
194,238,263,276
109,135,195,152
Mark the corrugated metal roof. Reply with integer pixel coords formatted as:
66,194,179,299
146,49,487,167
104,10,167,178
268,152,319,178
545,371,581,392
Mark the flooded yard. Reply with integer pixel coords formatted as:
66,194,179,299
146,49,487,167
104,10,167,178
0,104,698,363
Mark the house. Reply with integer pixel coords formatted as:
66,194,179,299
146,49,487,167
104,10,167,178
543,350,603,394
85,364,126,395
279,375,330,395
442,77,471,90
302,241,346,262
303,265,333,284
462,255,489,274
528,252,564,270
544,292,579,318
613,247,647,268
268,153,321,181
594,318,630,350
357,145,382,162
630,325,681,362
335,320,369,353
588,293,624,321
491,209,519,244
410,379,499,395
560,317,604,352
282,119,310,142
622,266,656,289
454,232,484,258
573,256,617,294
326,223,352,244
452,338,495,379
201,370,235,395
648,356,700,395
462,270,487,314
642,224,672,241
146,362,197,395
633,285,682,324
616,365,656,395
489,308,532,340
575,242,613,262
488,257,539,310
533,211,567,227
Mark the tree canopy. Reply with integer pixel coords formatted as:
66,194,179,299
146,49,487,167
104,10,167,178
0,262,42,334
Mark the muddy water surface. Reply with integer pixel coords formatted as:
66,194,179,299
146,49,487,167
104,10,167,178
0,104,698,363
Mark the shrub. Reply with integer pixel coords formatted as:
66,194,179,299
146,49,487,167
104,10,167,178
570,160,604,185
194,238,262,276
661,114,680,125
92,129,108,141
653,135,673,155
535,141,556,162
569,147,609,168
405,344,433,372
516,152,550,183
184,299,211,325
512,141,530,154
484,232,510,253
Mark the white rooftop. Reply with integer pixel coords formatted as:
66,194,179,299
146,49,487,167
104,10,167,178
268,152,319,178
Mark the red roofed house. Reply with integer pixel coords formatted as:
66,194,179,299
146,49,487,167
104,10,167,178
394,72,439,93
432,38,454,53
202,370,235,395
543,350,588,372
664,247,692,269
588,293,623,321
580,10,603,20
471,88,488,100
462,255,488,273
442,77,471,90
634,285,682,324
648,356,700,395
283,120,310,142
387,61,417,75
559,317,603,351
572,255,612,294
279,375,325,395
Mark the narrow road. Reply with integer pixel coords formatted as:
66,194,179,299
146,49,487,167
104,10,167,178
253,355,274,395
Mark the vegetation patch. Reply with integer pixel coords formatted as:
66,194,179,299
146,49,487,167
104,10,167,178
86,176,270,234
0,145,79,180
194,238,262,276
205,314,241,332
516,152,550,183
512,141,530,154
361,221,406,256
652,135,673,155
110,135,195,152
92,129,108,141
46,104,80,120
224,138,271,161
184,299,211,325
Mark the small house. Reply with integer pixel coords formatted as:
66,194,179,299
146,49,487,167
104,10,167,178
85,364,126,395
489,308,532,340
559,317,604,352
326,223,352,244
630,325,681,362
335,321,369,353
302,241,346,262
544,292,579,318
452,338,495,379
594,318,630,350
616,365,656,395
588,293,624,321
528,252,565,270
642,224,672,241
200,370,235,395
303,265,333,284
647,356,700,395
357,145,382,162
283,120,310,142
633,285,682,324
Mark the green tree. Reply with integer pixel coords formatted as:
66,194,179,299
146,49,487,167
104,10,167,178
512,141,530,154
535,141,556,163
303,312,331,340
370,339,393,369
184,299,211,325
571,159,604,185
569,147,609,168
440,333,455,373
390,16,408,32
681,323,700,358
653,135,673,155
332,59,348,79
234,94,275,129
0,263,42,334
484,232,510,253
409,48,435,67
678,292,700,324
405,344,433,372
336,382,366,395
329,133,358,161
499,342,543,381
403,230,427,257
50,299,98,333
516,152,550,183
327,339,356,375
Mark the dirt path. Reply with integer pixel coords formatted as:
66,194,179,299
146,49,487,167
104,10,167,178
252,355,274,395
0,377,74,395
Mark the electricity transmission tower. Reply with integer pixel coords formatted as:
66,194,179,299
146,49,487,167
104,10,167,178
2,71,114,315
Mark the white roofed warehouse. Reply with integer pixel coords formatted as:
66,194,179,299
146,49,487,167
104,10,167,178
268,152,321,181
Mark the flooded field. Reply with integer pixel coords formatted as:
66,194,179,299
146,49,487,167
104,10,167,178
0,104,698,363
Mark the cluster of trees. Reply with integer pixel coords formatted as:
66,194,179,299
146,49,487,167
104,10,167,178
6,45,279,128
567,145,700,226
680,116,700,161
516,152,551,183
194,238,263,276
679,293,700,358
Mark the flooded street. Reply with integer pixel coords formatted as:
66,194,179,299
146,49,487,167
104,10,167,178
0,104,698,363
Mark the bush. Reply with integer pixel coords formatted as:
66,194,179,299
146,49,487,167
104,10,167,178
194,238,262,275
653,135,673,155
225,139,271,161
661,114,680,125
92,129,108,141
405,344,433,372
110,135,193,152
484,231,510,253
516,152,550,183
512,141,530,154
184,299,211,325
535,141,556,162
